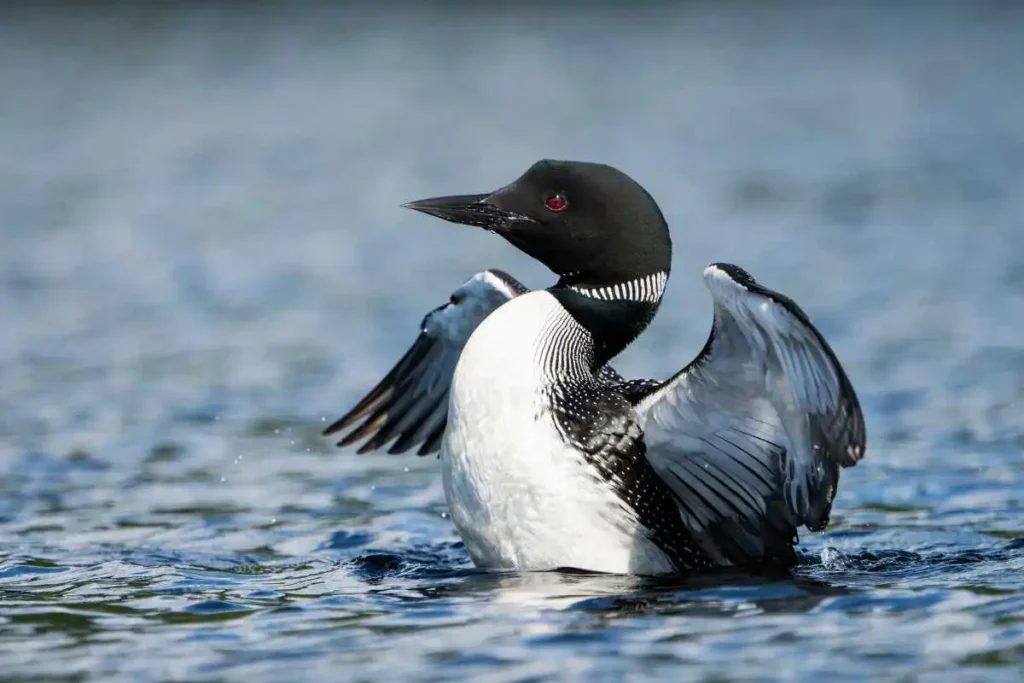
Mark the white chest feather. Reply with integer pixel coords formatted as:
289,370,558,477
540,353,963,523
440,291,674,575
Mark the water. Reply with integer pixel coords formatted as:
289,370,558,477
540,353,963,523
1,2,1022,680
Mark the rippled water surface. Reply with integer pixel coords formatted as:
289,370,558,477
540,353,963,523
1,3,1023,681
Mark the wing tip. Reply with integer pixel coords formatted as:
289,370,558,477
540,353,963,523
322,412,359,437
323,390,392,437
842,441,867,466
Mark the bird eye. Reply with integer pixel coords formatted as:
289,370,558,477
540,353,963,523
449,293,464,305
544,193,568,212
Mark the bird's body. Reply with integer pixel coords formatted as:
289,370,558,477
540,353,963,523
325,160,866,575
442,290,677,573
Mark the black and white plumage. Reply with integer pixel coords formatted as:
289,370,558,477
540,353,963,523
325,159,866,575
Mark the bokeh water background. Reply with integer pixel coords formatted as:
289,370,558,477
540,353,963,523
1,2,1022,680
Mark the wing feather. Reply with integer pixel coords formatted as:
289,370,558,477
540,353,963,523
324,269,527,454
638,263,865,565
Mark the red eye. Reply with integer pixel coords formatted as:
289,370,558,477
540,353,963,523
544,193,568,212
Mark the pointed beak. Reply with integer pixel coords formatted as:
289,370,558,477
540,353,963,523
402,192,532,231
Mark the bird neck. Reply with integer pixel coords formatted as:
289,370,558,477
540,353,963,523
550,270,669,369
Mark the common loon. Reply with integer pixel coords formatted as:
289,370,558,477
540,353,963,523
325,159,865,575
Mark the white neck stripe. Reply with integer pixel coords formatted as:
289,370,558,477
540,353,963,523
569,271,668,304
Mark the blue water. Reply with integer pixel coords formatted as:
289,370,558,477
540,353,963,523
1,3,1022,681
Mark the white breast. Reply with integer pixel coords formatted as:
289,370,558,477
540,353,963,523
440,291,675,575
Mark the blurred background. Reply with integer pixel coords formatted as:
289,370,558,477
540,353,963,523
1,2,1022,681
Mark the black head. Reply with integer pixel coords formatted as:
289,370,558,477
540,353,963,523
404,160,672,287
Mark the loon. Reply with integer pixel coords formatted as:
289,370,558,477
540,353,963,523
325,159,865,575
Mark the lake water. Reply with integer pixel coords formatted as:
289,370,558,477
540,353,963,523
1,2,1022,681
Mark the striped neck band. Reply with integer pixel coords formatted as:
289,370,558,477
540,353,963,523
569,271,668,304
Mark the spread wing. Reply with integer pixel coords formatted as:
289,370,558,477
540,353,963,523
323,270,528,455
637,263,865,565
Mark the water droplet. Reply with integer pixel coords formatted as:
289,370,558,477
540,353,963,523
220,476,226,482
820,546,847,569
403,467,409,473
440,512,448,519
270,518,277,524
